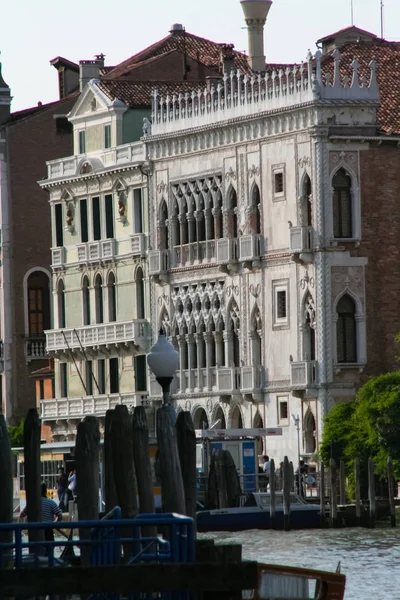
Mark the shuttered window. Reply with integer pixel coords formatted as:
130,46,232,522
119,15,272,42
332,168,353,238
337,294,357,363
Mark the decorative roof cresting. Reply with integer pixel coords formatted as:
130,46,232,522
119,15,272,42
150,49,379,136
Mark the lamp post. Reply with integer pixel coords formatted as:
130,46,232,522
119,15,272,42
291,413,301,469
147,329,179,405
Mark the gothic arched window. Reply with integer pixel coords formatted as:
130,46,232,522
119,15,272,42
337,294,356,363
159,200,169,250
332,168,353,239
82,276,90,326
136,267,145,320
303,174,312,228
94,274,104,324
107,272,116,322
251,184,261,234
57,279,66,329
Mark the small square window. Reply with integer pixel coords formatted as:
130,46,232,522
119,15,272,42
273,280,289,329
277,291,287,319
272,164,286,201
79,131,86,154
104,125,111,149
274,172,284,194
277,396,289,425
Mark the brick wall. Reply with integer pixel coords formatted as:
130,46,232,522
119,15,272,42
6,96,76,420
357,144,400,378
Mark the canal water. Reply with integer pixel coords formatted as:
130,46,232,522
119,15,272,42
207,527,400,599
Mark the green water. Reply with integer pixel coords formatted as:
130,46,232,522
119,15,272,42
209,527,400,600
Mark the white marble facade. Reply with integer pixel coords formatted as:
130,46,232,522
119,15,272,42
145,54,376,463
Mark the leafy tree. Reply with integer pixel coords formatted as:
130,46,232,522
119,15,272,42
320,372,400,491
7,419,24,447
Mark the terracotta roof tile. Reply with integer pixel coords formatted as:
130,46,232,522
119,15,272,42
105,30,250,80
98,79,205,108
320,41,400,134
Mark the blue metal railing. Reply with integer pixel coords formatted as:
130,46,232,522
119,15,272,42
0,510,195,572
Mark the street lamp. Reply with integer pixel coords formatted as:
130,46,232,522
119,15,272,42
291,413,301,469
147,329,179,405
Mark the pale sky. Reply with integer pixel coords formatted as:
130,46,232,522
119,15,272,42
2,0,398,112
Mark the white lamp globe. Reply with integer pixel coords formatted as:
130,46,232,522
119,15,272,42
147,329,179,379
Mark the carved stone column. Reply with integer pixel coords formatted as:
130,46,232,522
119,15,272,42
204,332,214,391
179,213,188,245
187,333,196,391
214,331,224,367
196,333,205,389
223,330,233,367
213,208,222,239
222,208,234,238
245,206,258,235
187,214,195,263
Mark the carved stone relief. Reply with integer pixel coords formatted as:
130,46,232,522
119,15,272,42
331,266,365,306
329,151,359,177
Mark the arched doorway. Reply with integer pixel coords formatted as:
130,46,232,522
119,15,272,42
231,405,243,429
303,409,316,454
193,407,209,430
213,405,226,429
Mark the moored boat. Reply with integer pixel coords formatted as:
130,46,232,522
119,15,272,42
197,491,324,532
247,562,346,600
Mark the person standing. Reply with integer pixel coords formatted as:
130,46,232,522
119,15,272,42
262,455,271,490
56,467,68,511
20,482,62,542
68,469,77,501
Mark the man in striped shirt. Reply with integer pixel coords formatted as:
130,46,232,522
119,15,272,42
20,482,62,541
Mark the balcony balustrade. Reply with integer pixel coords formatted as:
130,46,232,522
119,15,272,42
240,366,263,393
45,320,151,355
238,234,262,262
25,336,47,362
172,240,216,267
290,226,313,254
130,233,147,257
41,392,146,420
76,239,117,264
46,141,146,182
216,239,237,263
51,247,66,269
290,360,318,390
148,250,169,276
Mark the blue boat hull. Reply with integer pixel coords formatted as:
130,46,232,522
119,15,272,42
197,507,323,532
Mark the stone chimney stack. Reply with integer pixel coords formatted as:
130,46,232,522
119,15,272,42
240,0,272,72
79,54,105,91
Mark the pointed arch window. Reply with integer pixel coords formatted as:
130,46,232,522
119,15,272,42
27,271,51,336
303,174,312,227
228,187,238,238
136,267,145,319
159,200,169,250
251,184,261,235
107,272,116,322
82,276,90,326
332,168,353,238
337,294,356,363
57,279,66,329
304,294,316,361
197,194,206,242
94,274,104,324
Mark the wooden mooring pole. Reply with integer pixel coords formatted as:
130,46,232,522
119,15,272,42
111,405,138,519
269,459,276,529
339,460,346,505
319,463,326,525
156,405,186,515
176,411,197,520
23,409,44,547
329,458,339,528
283,456,291,531
354,458,361,527
0,414,13,565
132,406,155,516
75,415,100,565
103,409,118,514
387,456,396,528
368,457,376,529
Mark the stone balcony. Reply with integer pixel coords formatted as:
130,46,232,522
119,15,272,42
171,240,216,268
150,365,262,397
41,391,147,420
45,320,151,356
25,336,47,363
45,141,146,182
130,233,147,257
290,226,313,263
51,247,66,270
77,239,116,264
290,360,318,397
148,250,169,281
